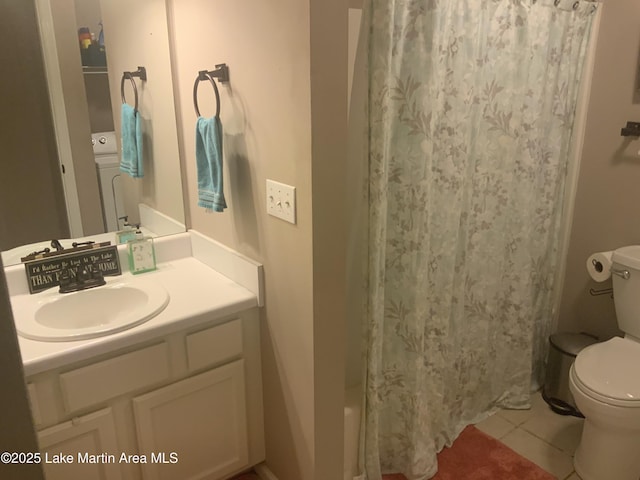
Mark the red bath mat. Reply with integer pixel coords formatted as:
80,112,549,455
383,425,555,480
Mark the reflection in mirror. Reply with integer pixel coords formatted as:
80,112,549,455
1,0,185,267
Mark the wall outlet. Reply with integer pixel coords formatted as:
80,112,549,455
266,179,296,224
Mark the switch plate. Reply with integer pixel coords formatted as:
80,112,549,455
266,179,296,224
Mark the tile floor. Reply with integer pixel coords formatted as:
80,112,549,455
474,392,583,480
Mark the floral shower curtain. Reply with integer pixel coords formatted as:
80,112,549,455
358,0,598,478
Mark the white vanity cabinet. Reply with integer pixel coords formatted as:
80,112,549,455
133,361,248,480
26,309,264,480
38,408,121,480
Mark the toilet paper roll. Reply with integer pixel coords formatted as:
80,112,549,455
586,251,613,282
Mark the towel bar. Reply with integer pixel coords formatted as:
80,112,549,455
193,64,229,118
121,66,147,111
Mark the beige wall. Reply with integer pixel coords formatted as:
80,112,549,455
101,0,184,226
309,0,347,477
0,7,57,474
557,0,640,339
169,0,346,478
346,6,365,390
0,0,70,251
0,0,49,445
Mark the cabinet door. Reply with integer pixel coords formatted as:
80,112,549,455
133,360,248,480
38,407,122,480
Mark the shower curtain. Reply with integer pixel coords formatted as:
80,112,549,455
358,0,598,478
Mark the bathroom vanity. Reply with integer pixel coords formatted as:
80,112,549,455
5,231,265,480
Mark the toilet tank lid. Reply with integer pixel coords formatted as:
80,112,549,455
613,246,640,270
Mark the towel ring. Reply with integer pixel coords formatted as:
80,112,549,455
121,66,147,111
193,64,229,118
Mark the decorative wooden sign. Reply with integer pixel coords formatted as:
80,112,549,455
24,245,121,294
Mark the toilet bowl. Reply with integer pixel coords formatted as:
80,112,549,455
569,245,640,480
569,337,640,480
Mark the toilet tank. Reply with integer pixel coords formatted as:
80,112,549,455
612,246,640,338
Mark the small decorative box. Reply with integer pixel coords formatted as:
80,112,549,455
128,237,157,274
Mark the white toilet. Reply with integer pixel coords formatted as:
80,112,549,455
569,245,640,480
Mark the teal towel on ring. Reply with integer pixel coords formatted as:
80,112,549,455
195,116,227,212
120,103,144,178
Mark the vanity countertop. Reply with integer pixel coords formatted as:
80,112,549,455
13,248,260,377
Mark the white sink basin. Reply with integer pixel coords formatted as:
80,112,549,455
12,280,169,342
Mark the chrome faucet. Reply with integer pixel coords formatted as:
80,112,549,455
58,264,106,293
51,239,64,252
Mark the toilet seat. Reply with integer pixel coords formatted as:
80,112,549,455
572,337,640,407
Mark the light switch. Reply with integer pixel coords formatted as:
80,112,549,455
266,179,296,224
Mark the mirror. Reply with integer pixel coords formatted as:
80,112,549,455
1,0,185,266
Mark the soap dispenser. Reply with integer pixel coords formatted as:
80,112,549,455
116,216,139,244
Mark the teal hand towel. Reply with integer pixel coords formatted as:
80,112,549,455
120,103,144,178
195,116,227,212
